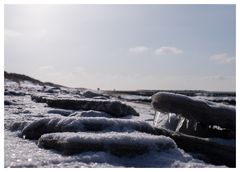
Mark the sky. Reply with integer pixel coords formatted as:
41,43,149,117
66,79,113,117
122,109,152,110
4,5,236,91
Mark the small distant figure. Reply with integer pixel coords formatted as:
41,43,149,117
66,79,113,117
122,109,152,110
97,88,100,91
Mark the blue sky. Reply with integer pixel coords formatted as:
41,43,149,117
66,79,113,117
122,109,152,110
5,5,236,91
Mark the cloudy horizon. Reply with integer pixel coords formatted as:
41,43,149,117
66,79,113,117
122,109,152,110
4,5,236,91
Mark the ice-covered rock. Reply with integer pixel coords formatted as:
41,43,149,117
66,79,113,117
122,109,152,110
46,98,139,117
151,92,236,130
38,132,176,156
21,117,156,140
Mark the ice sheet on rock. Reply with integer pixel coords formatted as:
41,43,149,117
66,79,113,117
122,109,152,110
38,131,176,156
21,117,157,140
69,110,112,118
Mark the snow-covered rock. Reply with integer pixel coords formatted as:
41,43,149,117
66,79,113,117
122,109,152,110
21,117,156,140
46,98,139,117
38,132,176,156
151,92,235,131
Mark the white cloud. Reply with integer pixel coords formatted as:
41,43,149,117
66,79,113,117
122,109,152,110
209,53,235,64
128,46,149,54
155,46,183,55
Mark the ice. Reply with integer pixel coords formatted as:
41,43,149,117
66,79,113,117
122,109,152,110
194,122,198,131
175,117,185,132
186,119,189,129
153,112,180,131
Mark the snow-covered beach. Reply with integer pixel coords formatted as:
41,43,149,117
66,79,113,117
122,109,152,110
4,72,235,168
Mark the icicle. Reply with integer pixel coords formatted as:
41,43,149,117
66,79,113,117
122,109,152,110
153,110,157,126
186,119,189,129
175,117,185,132
153,111,161,126
168,113,171,124
194,122,198,131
